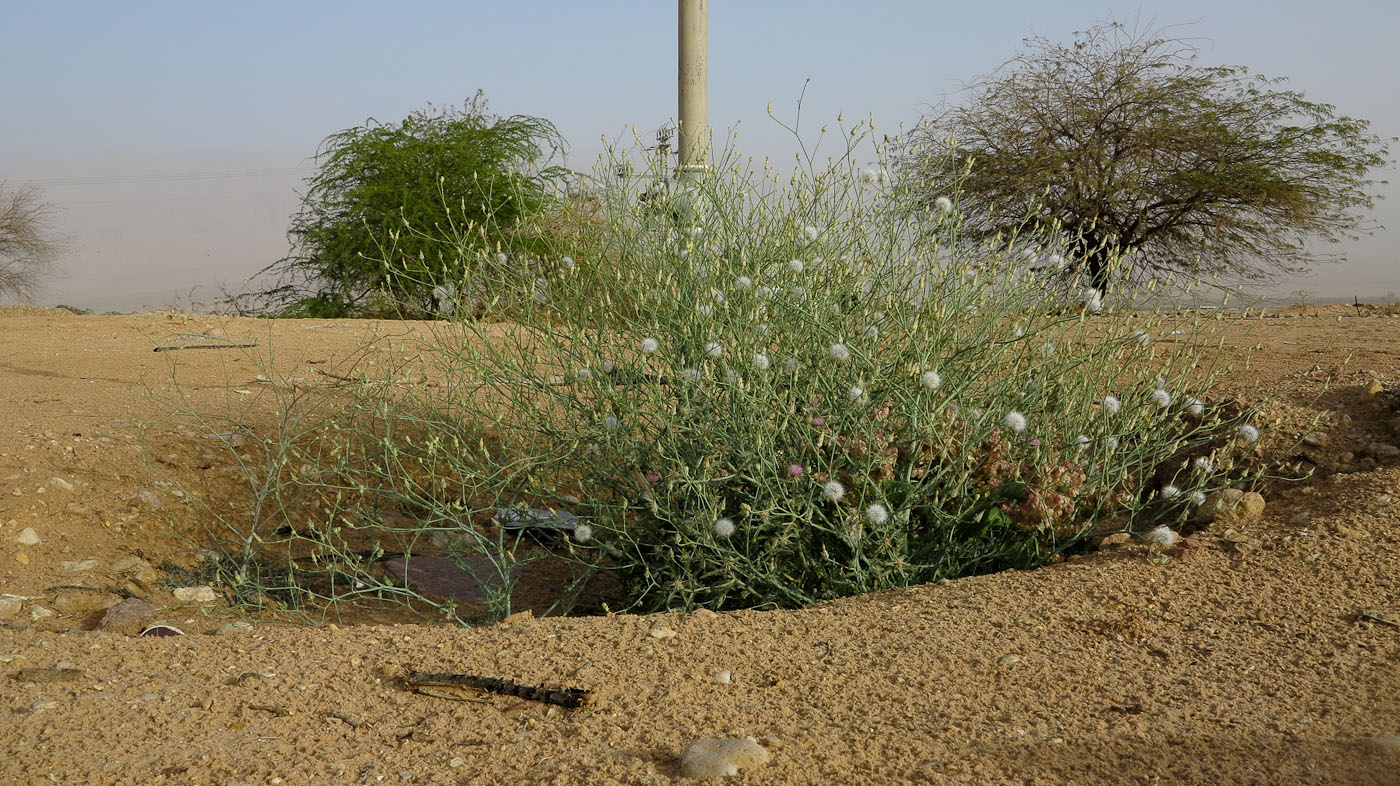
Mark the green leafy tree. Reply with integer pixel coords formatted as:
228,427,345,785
901,22,1392,294
252,92,568,317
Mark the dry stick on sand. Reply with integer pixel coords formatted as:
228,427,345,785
153,343,258,352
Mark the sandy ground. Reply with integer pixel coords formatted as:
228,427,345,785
0,305,1398,785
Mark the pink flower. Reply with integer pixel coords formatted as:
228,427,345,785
645,472,660,484
788,463,805,477
810,417,825,427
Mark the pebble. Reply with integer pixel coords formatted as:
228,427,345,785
173,586,219,603
29,604,54,619
61,559,99,572
216,621,255,635
713,669,733,684
998,654,1022,667
679,737,770,779
48,477,75,492
12,527,40,546
0,597,22,619
650,625,678,640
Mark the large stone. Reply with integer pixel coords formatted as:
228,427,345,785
96,598,157,633
0,597,22,619
679,737,770,779
51,591,122,616
12,527,40,546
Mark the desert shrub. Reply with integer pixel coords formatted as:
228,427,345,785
350,118,1270,614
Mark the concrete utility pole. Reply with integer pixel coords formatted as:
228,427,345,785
677,0,709,175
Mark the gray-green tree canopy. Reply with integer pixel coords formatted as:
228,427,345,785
901,22,1392,295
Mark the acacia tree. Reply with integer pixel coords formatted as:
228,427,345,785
0,182,64,302
901,22,1392,294
249,92,568,317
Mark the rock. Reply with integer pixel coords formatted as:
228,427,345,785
1365,379,1385,398
679,737,770,779
215,621,255,635
650,625,678,640
97,598,156,633
998,654,1022,667
173,586,219,603
48,477,75,492
29,604,55,620
1195,489,1265,524
51,591,121,616
61,559,98,572
12,527,40,546
0,597,22,619
1302,431,1328,447
712,669,733,684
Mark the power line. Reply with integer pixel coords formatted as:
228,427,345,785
22,166,316,188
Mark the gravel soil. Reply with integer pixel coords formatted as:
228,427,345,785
0,305,1397,785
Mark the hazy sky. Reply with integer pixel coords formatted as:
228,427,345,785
3,1,1395,311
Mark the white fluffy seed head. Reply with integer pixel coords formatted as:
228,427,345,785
822,481,846,501
1150,389,1172,409
848,385,865,402
1102,395,1121,415
1142,525,1178,547
935,196,953,214
640,337,660,354
1238,424,1260,443
920,370,942,391
602,415,620,432
866,504,889,525
601,360,616,374
713,518,735,538
1131,330,1151,345
751,353,770,371
863,325,879,340
783,358,803,373
1075,434,1091,448
829,343,851,361
572,523,594,543
576,368,592,380
1003,411,1028,433
1161,484,1180,498
1190,491,1207,506
1105,437,1119,451
801,225,820,242
1185,396,1204,416
1194,457,1213,473
787,258,805,274
1040,342,1055,355
704,341,724,360
1082,288,1103,313
735,276,752,289
681,368,702,383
